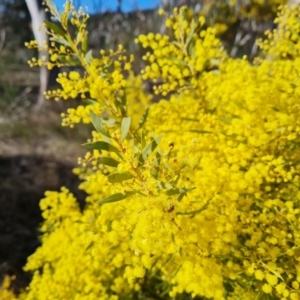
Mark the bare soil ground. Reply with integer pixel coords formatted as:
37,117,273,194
0,99,88,293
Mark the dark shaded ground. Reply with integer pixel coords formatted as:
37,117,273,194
0,155,86,293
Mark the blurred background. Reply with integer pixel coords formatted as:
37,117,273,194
0,0,287,293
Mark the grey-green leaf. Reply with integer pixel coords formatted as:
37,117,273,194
121,94,127,106
82,36,88,52
151,151,162,179
108,172,134,183
166,187,196,196
74,220,84,224
44,20,65,36
157,181,173,190
139,135,162,165
137,108,149,130
49,36,70,46
114,99,126,115
85,49,93,63
83,141,120,155
45,0,60,19
141,131,146,149
102,118,116,126
176,200,211,217
85,241,94,251
189,130,212,134
186,19,195,47
90,111,111,138
97,190,137,205
84,99,98,105
98,157,120,167
121,117,131,142
220,117,231,125
98,193,125,204
181,117,199,122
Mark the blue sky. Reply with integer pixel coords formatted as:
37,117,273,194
53,0,161,13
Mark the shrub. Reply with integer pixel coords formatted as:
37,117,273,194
3,0,300,299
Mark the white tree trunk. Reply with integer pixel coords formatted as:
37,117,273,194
25,0,48,110
288,0,300,5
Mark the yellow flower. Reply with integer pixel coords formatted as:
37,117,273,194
262,284,272,294
255,270,265,280
69,71,81,80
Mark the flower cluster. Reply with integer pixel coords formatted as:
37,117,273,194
195,0,289,28
136,7,226,96
0,276,18,300
257,4,300,60
5,1,300,300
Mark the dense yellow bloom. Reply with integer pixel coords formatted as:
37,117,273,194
0,277,17,300
6,1,300,300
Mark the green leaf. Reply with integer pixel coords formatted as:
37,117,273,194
98,191,137,205
137,108,149,130
99,66,109,77
121,117,131,142
114,99,126,116
82,36,88,52
139,135,162,165
85,49,93,63
98,193,125,204
56,55,80,66
98,157,120,167
181,117,199,122
133,145,139,155
189,130,212,134
74,220,84,224
151,151,162,179
85,241,94,251
166,187,196,196
76,30,82,44
157,181,173,190
234,101,246,110
108,172,134,183
90,111,111,138
176,201,210,217
102,118,116,126
178,193,185,202
83,141,120,155
44,20,65,36
121,94,127,106
84,99,98,105
166,56,189,67
49,36,70,46
220,117,231,125
269,269,284,282
188,39,196,59
141,131,147,149
125,190,139,197
260,261,284,281
173,41,181,49
186,19,195,47
45,0,61,19
172,174,181,187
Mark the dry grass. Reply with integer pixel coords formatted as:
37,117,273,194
0,96,88,163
